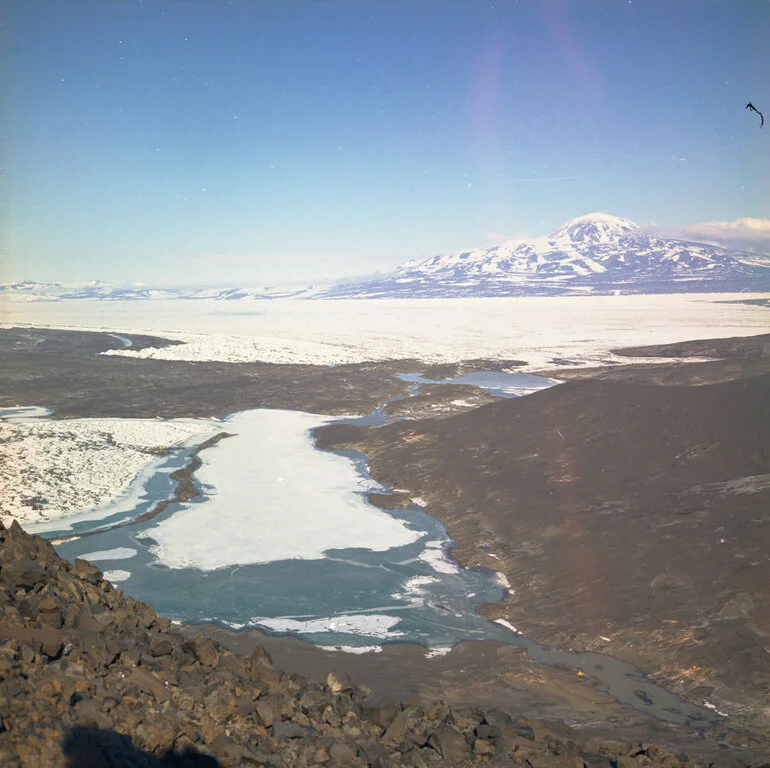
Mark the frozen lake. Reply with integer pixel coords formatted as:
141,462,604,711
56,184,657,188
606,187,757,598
2,293,768,369
37,406,514,653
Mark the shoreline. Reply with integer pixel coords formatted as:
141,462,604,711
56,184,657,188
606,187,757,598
49,431,234,543
3,517,754,768
180,621,759,764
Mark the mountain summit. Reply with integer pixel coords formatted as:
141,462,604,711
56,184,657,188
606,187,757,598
321,213,770,298
548,213,639,243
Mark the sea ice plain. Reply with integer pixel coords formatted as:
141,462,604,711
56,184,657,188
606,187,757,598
3,293,769,369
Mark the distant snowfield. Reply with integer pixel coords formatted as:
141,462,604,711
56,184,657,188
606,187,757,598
1,294,768,370
142,409,422,570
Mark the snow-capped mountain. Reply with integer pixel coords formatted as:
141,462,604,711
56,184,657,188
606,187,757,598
3,214,768,301
319,213,770,298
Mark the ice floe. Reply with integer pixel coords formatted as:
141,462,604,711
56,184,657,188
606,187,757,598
392,575,440,607
143,409,422,570
418,540,460,574
80,547,137,562
102,569,131,583
253,613,404,639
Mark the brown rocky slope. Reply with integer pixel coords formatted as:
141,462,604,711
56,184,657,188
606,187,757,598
315,348,770,749
0,519,730,768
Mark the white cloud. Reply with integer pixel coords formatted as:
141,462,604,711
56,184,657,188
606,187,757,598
653,218,770,253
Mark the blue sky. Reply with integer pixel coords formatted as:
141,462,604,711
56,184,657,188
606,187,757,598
2,0,768,286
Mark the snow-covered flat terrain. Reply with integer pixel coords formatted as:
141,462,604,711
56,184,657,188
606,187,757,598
0,412,218,530
1,294,768,370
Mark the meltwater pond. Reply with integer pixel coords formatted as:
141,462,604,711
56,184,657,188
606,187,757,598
397,371,560,398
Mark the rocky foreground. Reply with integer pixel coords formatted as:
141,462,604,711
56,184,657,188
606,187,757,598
0,520,731,768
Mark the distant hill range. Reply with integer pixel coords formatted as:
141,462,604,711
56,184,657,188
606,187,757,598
0,281,316,302
4,214,769,301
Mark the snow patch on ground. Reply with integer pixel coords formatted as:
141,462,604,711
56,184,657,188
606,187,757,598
320,645,384,655
494,618,521,635
1,406,53,421
0,414,219,530
425,646,453,658
495,572,513,592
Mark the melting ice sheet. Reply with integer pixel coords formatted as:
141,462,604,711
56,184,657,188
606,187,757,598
142,409,422,569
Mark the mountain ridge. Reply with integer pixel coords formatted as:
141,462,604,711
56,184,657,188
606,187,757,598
321,213,770,298
3,214,769,300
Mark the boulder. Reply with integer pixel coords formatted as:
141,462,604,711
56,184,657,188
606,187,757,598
427,725,470,761
271,721,310,739
362,700,399,730
73,558,102,585
326,669,354,694
183,633,219,669
7,558,47,590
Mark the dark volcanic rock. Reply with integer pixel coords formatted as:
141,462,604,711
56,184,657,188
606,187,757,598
427,725,470,760
0,326,420,419
0,519,712,767
315,340,770,744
